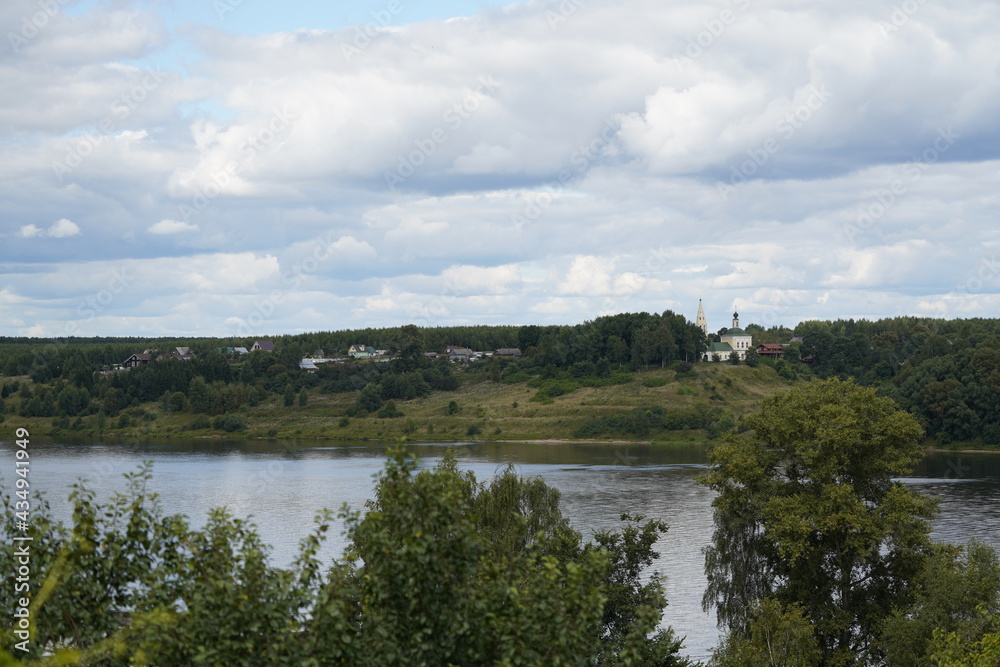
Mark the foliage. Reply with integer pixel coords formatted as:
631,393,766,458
881,539,1000,666
701,378,937,665
377,400,404,419
709,599,820,667
0,453,690,666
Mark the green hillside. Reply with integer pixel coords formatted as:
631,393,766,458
9,363,797,444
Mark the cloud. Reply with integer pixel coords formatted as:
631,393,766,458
48,218,81,237
18,219,80,238
2,0,1000,335
148,219,200,235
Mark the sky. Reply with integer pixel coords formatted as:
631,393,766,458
1,0,999,339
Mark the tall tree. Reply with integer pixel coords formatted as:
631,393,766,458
701,378,937,665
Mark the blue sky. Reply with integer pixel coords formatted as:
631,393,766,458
2,0,999,337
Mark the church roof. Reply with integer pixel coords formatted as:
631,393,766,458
723,327,749,336
707,342,734,352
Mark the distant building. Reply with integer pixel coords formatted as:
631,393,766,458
494,348,523,359
348,344,377,359
696,299,708,337
251,340,275,352
171,347,196,361
702,309,753,361
756,343,784,359
446,346,474,362
123,353,151,368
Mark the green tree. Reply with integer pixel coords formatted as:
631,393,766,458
1,454,692,666
298,387,308,406
632,326,654,369
701,378,936,665
709,599,820,667
393,323,425,370
881,539,1000,666
283,383,295,407
356,383,383,414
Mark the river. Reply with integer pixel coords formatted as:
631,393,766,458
3,437,999,662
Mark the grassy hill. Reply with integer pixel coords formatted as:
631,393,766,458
18,363,799,443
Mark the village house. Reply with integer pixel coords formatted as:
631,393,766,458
348,344,377,359
494,347,523,359
251,340,275,352
446,345,474,362
122,353,151,369
756,343,785,359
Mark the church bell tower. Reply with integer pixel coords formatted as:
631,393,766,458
696,299,708,336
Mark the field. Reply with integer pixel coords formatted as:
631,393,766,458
13,363,799,443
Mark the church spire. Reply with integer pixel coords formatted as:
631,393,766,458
696,299,708,336
732,311,740,329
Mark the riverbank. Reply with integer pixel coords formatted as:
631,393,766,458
16,364,796,444
15,362,995,451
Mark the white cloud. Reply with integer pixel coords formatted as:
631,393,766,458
18,219,80,238
49,218,80,237
148,219,199,235
2,0,1000,335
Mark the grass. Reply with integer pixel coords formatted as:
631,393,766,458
11,364,802,444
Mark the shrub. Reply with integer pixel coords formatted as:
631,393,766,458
378,401,403,419
467,424,483,436
642,377,670,388
212,415,246,432
190,414,211,430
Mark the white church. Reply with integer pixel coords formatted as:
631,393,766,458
696,299,753,361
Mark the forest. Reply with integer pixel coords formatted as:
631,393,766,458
1,312,1000,445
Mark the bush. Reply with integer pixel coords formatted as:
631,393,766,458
447,400,459,415
579,373,633,388
467,424,483,436
677,386,698,396
189,414,211,430
213,415,246,432
642,377,670,388
378,401,404,419
338,416,350,428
